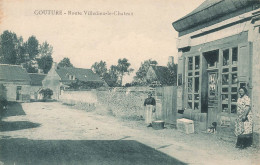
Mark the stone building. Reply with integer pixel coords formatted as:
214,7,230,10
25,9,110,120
0,64,31,102
42,63,105,100
172,0,260,145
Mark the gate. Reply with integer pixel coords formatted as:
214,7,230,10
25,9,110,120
155,86,177,124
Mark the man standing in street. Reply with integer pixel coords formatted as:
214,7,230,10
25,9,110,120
144,92,156,127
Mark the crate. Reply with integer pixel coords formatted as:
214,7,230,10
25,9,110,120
177,118,194,134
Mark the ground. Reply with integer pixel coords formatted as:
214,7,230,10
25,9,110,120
0,102,259,165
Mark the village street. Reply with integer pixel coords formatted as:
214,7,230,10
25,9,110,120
0,102,259,165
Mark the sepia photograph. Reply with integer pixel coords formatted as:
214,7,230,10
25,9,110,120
0,0,260,164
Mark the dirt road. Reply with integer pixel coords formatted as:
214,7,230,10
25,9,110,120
0,102,259,165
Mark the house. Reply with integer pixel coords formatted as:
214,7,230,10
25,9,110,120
42,63,105,100
146,65,175,86
172,0,260,144
0,64,31,102
28,73,46,100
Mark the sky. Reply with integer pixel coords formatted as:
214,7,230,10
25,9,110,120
0,0,205,84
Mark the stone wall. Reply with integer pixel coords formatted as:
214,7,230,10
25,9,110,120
97,88,150,119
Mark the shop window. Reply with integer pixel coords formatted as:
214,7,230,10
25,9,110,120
221,46,238,113
186,55,200,110
231,87,236,92
187,102,192,109
222,104,229,113
231,105,237,113
188,57,193,70
231,94,237,102
232,47,238,65
188,94,192,100
194,102,199,110
223,68,229,73
222,74,229,85
232,74,238,84
195,56,200,70
223,49,229,66
232,67,237,72
188,78,193,93
194,94,199,100
194,77,199,93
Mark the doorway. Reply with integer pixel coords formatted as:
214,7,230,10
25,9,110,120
16,86,22,101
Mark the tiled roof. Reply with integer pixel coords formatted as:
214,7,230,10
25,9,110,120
172,0,260,32
0,64,31,82
56,67,103,82
29,73,46,86
151,66,175,85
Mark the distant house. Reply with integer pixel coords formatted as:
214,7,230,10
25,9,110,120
0,64,31,102
146,65,176,86
42,63,105,100
28,73,46,100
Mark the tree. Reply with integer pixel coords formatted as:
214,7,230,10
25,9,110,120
133,59,158,85
103,65,119,87
0,30,18,64
23,61,38,73
15,36,27,65
91,60,107,77
37,55,53,74
39,88,53,101
116,58,134,86
39,41,53,57
58,57,73,68
26,36,39,59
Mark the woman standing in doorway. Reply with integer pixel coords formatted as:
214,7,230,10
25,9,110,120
235,87,253,149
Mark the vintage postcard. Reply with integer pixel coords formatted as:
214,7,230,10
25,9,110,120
0,0,259,164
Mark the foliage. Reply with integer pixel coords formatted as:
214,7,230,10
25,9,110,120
39,88,53,100
58,57,73,68
68,79,104,90
0,30,18,64
23,61,38,73
91,60,107,77
26,36,39,59
133,59,158,85
37,55,53,74
116,58,134,86
39,41,53,57
0,30,54,74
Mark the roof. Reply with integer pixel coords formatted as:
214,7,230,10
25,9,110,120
0,64,31,82
150,66,175,85
172,0,260,33
56,67,103,83
29,73,46,86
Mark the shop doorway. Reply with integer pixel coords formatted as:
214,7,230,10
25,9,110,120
207,71,218,127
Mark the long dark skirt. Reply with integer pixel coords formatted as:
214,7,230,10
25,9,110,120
236,133,253,149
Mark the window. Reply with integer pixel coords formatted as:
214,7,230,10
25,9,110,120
221,47,238,113
186,55,200,110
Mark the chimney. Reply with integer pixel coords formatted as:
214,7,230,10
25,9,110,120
168,56,174,66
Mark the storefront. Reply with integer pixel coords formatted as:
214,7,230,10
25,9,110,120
173,0,260,144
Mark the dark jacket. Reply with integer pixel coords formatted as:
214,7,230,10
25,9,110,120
144,97,156,106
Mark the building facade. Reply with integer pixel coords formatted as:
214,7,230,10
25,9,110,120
0,64,31,102
173,0,260,145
